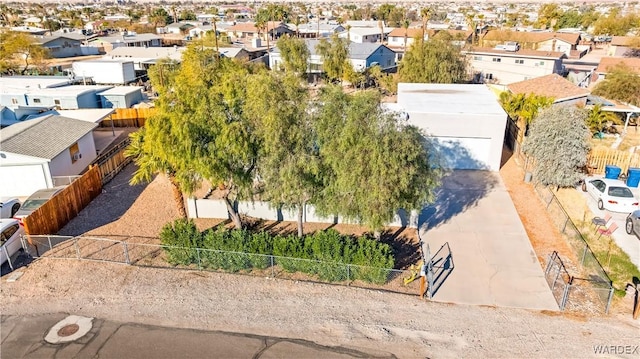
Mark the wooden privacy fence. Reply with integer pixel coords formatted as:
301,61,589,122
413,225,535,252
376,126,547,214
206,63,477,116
93,138,132,184
100,108,156,128
587,146,640,175
24,166,102,235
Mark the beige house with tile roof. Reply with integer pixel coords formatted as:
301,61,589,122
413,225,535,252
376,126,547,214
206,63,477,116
607,36,639,57
481,30,580,58
463,47,565,85
593,57,640,85
507,74,590,106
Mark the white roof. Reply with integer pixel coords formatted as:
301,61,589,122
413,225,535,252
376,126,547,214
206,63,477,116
26,85,113,97
55,109,115,123
106,46,185,62
397,83,506,116
0,76,72,91
99,86,143,96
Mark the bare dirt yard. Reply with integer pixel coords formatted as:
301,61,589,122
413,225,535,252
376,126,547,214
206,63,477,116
3,159,640,357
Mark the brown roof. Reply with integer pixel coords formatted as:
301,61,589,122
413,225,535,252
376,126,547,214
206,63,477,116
388,28,427,37
227,21,284,33
610,36,637,46
482,30,580,45
507,74,589,100
596,57,640,74
465,47,565,59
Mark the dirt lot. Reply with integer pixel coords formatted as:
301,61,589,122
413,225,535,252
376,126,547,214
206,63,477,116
2,157,640,357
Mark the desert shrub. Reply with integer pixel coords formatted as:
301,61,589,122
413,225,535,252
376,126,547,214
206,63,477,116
161,222,395,283
159,219,201,265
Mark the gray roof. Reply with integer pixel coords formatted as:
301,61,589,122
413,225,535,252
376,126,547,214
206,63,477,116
273,39,386,60
0,115,98,160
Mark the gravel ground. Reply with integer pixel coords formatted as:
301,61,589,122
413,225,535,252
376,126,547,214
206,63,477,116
3,153,639,357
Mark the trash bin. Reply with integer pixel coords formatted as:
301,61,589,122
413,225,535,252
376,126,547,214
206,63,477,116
605,165,622,180
627,168,640,188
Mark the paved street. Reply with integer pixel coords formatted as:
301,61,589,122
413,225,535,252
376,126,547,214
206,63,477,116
1,314,394,359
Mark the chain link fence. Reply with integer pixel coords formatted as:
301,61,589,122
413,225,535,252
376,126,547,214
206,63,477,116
533,184,615,313
22,235,422,296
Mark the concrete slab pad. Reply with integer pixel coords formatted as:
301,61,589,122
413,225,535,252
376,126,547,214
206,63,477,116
419,171,558,310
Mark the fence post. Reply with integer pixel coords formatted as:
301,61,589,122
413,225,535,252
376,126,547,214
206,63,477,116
560,283,570,310
47,236,53,252
123,242,130,265
196,248,201,270
605,286,614,314
581,244,588,265
4,245,14,271
270,255,274,277
545,253,554,274
347,264,350,283
74,237,80,259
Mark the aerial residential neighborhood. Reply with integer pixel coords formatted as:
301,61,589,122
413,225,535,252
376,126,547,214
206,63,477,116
1,1,640,357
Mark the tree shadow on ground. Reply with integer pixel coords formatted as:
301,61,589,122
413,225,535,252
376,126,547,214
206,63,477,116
419,170,499,232
378,227,421,270
57,163,151,236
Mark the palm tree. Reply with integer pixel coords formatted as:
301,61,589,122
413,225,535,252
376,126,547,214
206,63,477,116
587,104,623,134
402,19,410,49
421,7,433,44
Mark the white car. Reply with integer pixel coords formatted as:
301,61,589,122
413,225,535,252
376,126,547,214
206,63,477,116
0,219,25,265
581,178,639,213
0,197,21,219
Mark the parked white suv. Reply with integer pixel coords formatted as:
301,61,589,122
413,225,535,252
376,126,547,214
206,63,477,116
1,219,25,265
0,198,21,219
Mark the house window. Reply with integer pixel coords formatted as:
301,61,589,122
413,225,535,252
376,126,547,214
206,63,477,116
515,59,524,64
492,58,501,62
473,56,482,61
484,73,493,80
33,98,41,103
539,61,545,65
69,142,81,163
54,99,60,105
11,98,18,104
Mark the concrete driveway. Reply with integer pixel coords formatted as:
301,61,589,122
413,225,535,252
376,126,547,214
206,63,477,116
418,171,558,311
579,183,640,271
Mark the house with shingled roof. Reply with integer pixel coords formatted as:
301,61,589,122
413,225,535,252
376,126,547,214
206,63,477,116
592,57,640,85
462,47,566,85
0,115,99,197
507,74,590,106
607,36,639,57
227,21,292,41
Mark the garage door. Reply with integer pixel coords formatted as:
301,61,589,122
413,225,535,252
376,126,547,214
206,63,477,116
430,137,492,170
0,164,48,197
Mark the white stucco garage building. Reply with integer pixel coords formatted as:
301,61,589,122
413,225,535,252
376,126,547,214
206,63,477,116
393,83,508,171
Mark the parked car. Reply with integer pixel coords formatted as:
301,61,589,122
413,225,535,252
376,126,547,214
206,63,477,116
13,187,64,225
0,219,25,264
0,197,21,218
581,178,639,213
625,210,640,239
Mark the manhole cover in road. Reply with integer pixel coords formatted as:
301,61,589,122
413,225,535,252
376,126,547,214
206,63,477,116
45,315,93,344
57,324,80,337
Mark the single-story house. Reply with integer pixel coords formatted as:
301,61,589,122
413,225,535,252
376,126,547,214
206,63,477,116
227,21,293,41
33,35,85,58
105,46,186,71
0,115,98,197
607,36,638,57
592,57,640,85
290,23,345,38
99,86,144,108
338,26,393,44
507,74,590,106
390,83,507,171
269,39,396,73
87,33,162,52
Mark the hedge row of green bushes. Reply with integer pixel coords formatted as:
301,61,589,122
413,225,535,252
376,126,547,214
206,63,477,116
159,219,395,284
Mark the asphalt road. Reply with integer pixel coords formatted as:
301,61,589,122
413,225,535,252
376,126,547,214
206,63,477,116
1,313,396,359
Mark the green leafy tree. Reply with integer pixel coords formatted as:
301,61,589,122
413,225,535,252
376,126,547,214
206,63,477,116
499,92,555,126
315,33,350,83
0,31,49,74
593,9,639,36
536,3,562,30
592,63,640,106
245,72,322,237
275,36,309,75
399,38,468,84
586,104,623,134
523,106,591,188
150,8,171,28
314,87,442,237
180,10,197,21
